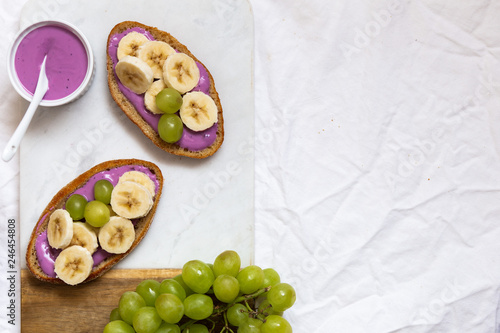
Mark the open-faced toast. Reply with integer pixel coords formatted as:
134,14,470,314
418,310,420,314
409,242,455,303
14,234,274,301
25,159,163,285
106,21,224,159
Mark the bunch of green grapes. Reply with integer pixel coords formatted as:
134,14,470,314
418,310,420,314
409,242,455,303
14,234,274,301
103,250,295,333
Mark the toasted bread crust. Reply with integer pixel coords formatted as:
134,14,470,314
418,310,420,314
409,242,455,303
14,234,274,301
25,159,164,285
106,21,224,159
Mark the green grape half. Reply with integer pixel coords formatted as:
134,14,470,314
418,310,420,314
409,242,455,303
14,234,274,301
261,268,281,289
183,294,213,320
237,318,263,333
258,299,283,317
213,274,239,303
155,322,181,333
159,279,187,301
227,303,249,327
182,260,215,294
207,263,215,275
132,306,162,333
182,324,209,333
65,194,87,221
261,315,292,333
118,291,146,325
237,265,264,294
94,179,114,204
173,274,195,296
267,283,296,312
156,88,183,114
109,307,122,321
135,279,161,307
83,200,110,227
158,114,183,143
213,250,241,277
103,320,135,333
155,293,184,324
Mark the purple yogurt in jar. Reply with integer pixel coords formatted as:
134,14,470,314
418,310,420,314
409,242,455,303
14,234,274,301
8,20,94,106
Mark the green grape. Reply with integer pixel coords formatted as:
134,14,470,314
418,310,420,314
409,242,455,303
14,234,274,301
183,294,213,320
155,293,184,324
158,114,183,143
207,263,215,276
156,88,183,114
65,194,87,220
94,179,114,204
182,324,209,333
159,279,187,301
237,265,264,294
109,307,122,321
133,306,162,333
182,260,215,294
258,299,283,317
237,318,263,333
261,268,280,289
118,291,146,325
213,274,239,303
103,320,135,333
213,250,241,277
267,283,296,312
261,315,292,333
107,204,117,217
83,200,110,227
155,322,181,333
227,303,249,327
173,274,195,296
136,279,161,306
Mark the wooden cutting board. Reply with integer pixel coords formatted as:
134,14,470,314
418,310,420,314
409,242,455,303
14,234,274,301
21,268,181,332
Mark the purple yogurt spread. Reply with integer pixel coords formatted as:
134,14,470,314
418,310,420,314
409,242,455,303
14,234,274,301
14,25,88,100
70,164,160,201
35,230,61,278
107,28,217,151
34,164,159,277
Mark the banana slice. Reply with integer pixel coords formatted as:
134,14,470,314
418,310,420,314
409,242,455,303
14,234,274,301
110,181,153,219
69,222,98,255
118,171,156,197
179,91,218,132
98,216,135,254
54,245,93,285
138,41,176,79
144,79,167,114
47,209,73,249
115,55,154,94
163,53,200,94
117,31,150,60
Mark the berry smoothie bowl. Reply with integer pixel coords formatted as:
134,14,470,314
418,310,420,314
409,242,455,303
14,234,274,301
7,19,95,107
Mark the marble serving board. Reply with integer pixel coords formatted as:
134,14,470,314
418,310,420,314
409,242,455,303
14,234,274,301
18,0,254,269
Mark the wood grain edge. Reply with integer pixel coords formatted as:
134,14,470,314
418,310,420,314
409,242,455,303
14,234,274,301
21,268,182,332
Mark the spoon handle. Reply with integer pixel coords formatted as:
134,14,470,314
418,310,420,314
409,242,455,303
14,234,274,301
2,56,49,162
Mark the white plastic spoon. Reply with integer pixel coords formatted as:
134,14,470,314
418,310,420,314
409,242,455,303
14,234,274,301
2,55,49,162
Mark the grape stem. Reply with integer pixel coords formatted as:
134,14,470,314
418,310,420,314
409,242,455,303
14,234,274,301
179,319,197,330
243,300,253,313
220,312,235,333
232,286,271,305
211,286,271,318
256,303,273,321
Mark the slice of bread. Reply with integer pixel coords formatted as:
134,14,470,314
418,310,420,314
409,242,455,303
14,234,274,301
25,159,163,285
106,21,224,159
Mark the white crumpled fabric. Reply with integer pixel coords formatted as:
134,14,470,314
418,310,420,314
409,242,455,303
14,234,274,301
1,0,500,332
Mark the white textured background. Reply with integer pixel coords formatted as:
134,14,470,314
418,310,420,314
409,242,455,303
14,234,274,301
2,0,500,332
